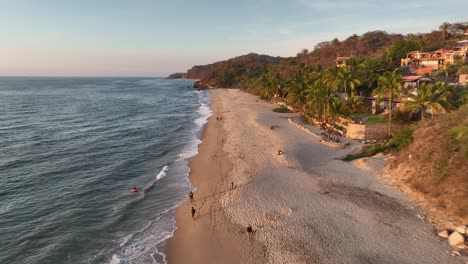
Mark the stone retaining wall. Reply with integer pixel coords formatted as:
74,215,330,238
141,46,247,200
346,123,404,140
346,123,366,140
288,118,349,148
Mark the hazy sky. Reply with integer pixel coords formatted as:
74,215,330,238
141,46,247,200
1,0,466,77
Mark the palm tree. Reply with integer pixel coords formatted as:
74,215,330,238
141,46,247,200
259,75,274,100
346,94,365,113
287,65,314,112
329,99,349,125
373,69,402,136
336,65,361,97
307,76,341,122
403,82,448,120
272,73,288,98
439,22,451,42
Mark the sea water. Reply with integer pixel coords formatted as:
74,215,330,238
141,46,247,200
0,77,211,264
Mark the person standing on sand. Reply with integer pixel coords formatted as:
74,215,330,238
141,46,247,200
231,182,234,189
191,207,196,220
189,191,194,203
245,225,253,239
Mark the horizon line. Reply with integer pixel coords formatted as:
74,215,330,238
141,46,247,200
0,75,168,78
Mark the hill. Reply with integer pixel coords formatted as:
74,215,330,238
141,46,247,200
169,22,468,91
386,105,468,229
182,53,282,88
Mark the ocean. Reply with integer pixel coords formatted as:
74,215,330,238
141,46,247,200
0,77,211,264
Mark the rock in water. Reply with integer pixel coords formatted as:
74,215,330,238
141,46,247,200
448,231,465,246
438,230,449,238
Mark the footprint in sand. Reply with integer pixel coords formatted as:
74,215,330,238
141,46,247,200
263,207,294,224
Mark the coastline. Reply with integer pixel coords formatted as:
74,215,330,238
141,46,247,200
165,89,267,263
165,89,459,264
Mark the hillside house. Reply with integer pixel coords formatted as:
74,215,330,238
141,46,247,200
401,51,444,72
335,57,350,67
459,74,468,84
401,41,468,74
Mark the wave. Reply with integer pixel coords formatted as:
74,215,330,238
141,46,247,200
107,165,170,227
108,206,178,264
177,91,212,160
107,89,211,264
141,165,169,194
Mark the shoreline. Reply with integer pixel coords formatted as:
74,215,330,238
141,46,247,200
165,89,460,264
165,89,267,263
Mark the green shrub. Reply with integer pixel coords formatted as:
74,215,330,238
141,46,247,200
393,109,415,123
366,116,387,124
342,126,414,161
342,144,386,161
273,107,293,113
449,125,468,158
386,126,414,150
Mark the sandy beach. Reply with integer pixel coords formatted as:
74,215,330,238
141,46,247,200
166,89,460,264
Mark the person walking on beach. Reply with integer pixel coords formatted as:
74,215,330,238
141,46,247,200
191,207,196,220
189,191,194,203
231,182,234,189
245,224,253,239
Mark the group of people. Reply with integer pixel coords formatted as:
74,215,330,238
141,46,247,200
188,186,254,238
189,191,196,219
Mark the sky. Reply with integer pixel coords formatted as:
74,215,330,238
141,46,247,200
0,0,467,77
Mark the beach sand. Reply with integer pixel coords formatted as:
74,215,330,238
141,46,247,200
166,89,460,264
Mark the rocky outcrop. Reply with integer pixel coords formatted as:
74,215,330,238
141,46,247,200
167,73,185,79
448,231,465,246
456,225,467,235
437,225,467,259
193,81,210,90
438,230,450,238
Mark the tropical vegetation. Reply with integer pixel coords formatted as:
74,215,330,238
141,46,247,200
175,21,468,145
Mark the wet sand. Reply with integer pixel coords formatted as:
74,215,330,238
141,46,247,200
166,89,460,264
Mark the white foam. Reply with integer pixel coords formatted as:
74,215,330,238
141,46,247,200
177,91,212,161
108,90,211,264
108,208,178,264
109,254,121,264
155,165,168,181
194,103,212,127
139,165,170,197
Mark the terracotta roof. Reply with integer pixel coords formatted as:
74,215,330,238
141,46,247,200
335,56,350,61
401,75,422,82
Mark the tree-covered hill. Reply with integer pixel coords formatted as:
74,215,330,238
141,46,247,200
182,53,282,88
171,22,468,92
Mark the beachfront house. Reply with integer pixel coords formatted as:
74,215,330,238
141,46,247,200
364,95,402,114
365,76,432,113
401,75,433,89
